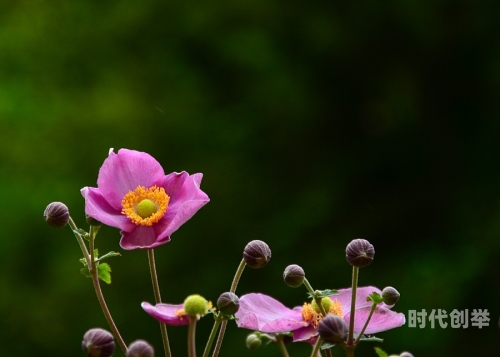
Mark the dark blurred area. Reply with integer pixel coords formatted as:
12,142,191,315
1,0,499,356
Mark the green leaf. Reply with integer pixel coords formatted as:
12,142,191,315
98,263,112,284
367,292,384,304
307,289,339,299
97,251,121,262
321,342,336,350
360,336,383,343
374,347,388,357
80,267,91,278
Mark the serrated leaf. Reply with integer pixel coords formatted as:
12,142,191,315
73,228,90,241
374,347,388,357
80,267,91,278
367,292,384,304
98,263,112,284
97,251,121,262
307,289,339,299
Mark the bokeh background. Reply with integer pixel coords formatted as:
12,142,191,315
1,0,499,356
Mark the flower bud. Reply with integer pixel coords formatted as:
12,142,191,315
245,333,262,349
217,292,240,315
399,352,414,357
317,315,348,344
243,240,271,268
183,294,209,317
44,202,70,228
127,340,154,357
86,214,102,227
82,328,115,357
345,239,375,268
283,264,305,288
382,286,400,305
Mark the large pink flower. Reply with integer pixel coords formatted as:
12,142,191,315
235,287,405,342
81,149,209,250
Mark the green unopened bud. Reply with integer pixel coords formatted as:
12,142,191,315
86,214,102,227
243,240,271,268
217,292,240,315
44,202,70,228
183,294,209,317
283,264,305,288
245,333,262,349
345,239,375,268
127,340,154,357
311,297,333,314
82,328,115,357
317,315,348,344
382,287,400,305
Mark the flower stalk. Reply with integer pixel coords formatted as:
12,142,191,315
147,249,172,357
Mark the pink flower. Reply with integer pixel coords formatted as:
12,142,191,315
81,149,209,250
235,287,405,342
141,302,191,326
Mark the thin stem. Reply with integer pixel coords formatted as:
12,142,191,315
230,258,246,293
325,349,333,357
188,315,198,357
353,302,377,345
275,335,290,357
202,317,222,357
310,336,323,357
303,278,327,316
69,218,128,354
346,266,359,346
147,249,172,357
211,258,247,357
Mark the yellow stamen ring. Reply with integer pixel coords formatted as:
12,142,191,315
301,299,343,328
121,185,170,226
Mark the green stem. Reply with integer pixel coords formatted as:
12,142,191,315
211,258,247,357
353,302,377,345
303,278,327,316
188,315,198,357
147,249,172,357
310,336,323,357
68,218,128,355
202,317,222,357
275,335,290,357
346,267,359,346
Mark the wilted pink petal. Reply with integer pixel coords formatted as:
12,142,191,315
141,302,191,326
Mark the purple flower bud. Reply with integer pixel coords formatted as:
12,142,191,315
44,202,70,228
283,264,305,288
345,239,375,268
82,328,115,357
217,292,240,315
245,333,262,349
317,315,348,344
126,340,154,357
382,287,400,305
243,240,271,268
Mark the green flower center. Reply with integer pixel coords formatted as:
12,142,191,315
136,199,157,218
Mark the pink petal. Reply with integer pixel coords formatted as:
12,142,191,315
97,149,165,209
344,306,406,334
119,225,170,250
141,302,190,326
293,325,318,343
332,286,384,315
235,293,305,333
81,187,136,232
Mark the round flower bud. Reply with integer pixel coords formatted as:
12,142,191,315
217,292,240,315
399,352,414,357
183,294,209,317
283,264,305,288
44,202,70,228
127,340,154,357
86,214,102,227
82,328,115,357
382,286,400,305
345,239,375,268
243,240,271,268
245,333,262,349
317,315,348,344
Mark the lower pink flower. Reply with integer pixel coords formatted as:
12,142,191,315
235,286,405,342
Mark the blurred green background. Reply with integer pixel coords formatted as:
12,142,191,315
1,0,499,356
